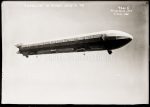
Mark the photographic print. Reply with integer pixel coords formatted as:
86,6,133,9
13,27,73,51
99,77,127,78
2,1,149,104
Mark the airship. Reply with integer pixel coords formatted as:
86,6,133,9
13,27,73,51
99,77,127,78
16,30,133,58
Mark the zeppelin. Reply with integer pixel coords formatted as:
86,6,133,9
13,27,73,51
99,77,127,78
16,30,133,58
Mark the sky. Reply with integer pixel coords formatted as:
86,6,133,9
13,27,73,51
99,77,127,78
2,1,149,104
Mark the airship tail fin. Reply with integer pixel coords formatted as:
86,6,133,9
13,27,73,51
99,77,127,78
15,43,22,49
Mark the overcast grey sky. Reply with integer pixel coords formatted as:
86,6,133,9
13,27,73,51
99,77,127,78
2,1,149,104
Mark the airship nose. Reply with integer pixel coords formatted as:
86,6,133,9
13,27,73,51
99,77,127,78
116,35,133,40
114,33,133,49
116,35,133,44
121,35,133,42
124,33,133,42
116,31,133,42
104,30,133,42
127,36,133,42
103,30,133,50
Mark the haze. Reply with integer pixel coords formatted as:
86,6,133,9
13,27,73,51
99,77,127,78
2,1,149,104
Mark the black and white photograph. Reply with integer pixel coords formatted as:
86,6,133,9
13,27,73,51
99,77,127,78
1,1,149,104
